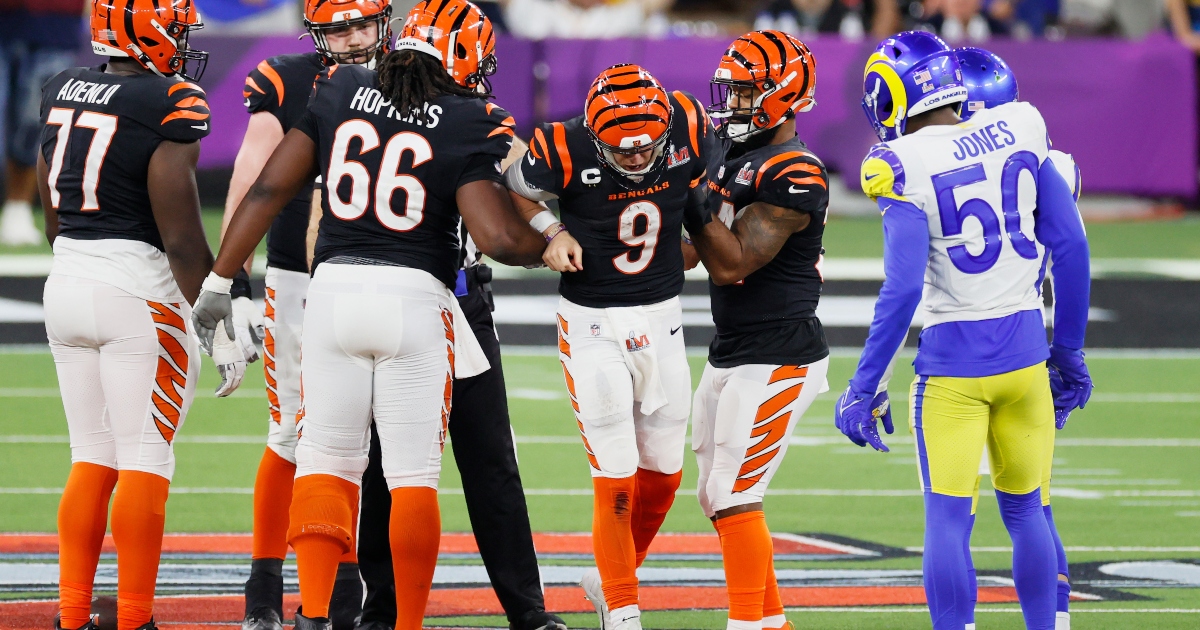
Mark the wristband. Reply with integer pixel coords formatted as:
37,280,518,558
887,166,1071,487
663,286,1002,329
231,269,252,300
544,223,568,243
202,271,234,295
529,209,559,234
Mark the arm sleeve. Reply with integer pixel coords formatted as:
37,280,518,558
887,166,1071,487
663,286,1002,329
244,59,286,123
458,102,517,187
754,153,830,215
849,198,928,395
156,82,211,142
1035,158,1090,350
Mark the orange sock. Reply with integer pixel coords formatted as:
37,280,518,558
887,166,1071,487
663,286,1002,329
288,474,358,619
389,487,440,630
252,448,296,560
715,510,772,623
341,489,360,564
57,462,119,629
110,470,170,630
592,475,638,610
631,468,681,567
762,553,785,627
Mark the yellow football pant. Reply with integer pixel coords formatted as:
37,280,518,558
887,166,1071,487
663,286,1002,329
910,363,1055,498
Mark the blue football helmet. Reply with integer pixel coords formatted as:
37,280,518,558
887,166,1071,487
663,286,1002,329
861,31,967,142
956,47,1018,121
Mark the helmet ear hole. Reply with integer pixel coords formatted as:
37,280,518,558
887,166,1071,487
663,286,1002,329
456,42,467,59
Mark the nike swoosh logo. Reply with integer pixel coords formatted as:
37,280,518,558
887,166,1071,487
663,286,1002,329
526,152,536,166
243,99,251,108
788,186,809,194
865,173,879,180
670,325,682,335
191,122,208,131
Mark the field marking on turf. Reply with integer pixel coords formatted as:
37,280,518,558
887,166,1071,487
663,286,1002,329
905,546,1200,553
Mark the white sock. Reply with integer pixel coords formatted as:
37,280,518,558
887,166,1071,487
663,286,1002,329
965,624,976,630
611,604,640,622
726,619,761,630
3,200,32,214
1056,611,1070,629
762,614,787,629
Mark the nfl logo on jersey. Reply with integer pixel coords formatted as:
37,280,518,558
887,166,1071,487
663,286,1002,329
590,324,602,337
625,332,650,352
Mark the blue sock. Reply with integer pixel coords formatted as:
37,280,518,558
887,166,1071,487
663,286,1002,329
923,493,974,630
1044,504,1071,613
997,489,1057,630
966,513,977,625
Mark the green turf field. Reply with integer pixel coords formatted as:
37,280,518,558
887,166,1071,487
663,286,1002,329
2,348,1198,627
3,211,1200,260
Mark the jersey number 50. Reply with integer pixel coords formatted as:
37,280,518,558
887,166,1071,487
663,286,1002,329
932,150,1040,274
328,120,431,232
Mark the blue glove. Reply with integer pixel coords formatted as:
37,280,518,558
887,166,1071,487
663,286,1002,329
834,387,893,452
1047,345,1093,429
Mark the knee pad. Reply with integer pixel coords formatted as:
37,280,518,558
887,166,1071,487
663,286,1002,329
635,413,688,475
288,475,358,553
582,413,639,478
295,441,368,486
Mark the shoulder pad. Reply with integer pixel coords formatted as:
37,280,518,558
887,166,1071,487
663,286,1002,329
157,80,210,141
860,143,905,202
245,59,287,111
483,101,517,139
756,148,826,190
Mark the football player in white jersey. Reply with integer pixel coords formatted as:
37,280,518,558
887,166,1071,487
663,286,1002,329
834,32,1093,630
955,46,1082,630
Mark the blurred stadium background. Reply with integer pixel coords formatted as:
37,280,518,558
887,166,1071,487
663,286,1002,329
1,0,1199,628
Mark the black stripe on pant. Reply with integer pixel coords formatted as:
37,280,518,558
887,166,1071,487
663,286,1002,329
358,275,547,626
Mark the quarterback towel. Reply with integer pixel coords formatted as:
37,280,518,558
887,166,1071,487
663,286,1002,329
449,293,490,379
608,305,669,416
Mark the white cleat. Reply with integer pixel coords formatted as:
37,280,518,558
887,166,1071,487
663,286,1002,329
609,606,642,630
579,567,611,630
0,203,42,246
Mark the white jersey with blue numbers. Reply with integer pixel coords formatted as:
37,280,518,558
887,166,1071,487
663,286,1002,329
1047,149,1081,201
861,101,1050,328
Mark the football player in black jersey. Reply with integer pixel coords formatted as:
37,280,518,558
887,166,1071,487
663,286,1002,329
220,2,395,627
504,64,719,630
35,2,237,629
193,6,546,628
683,31,830,630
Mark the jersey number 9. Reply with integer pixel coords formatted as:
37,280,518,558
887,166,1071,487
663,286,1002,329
932,150,1041,275
327,120,432,232
614,201,662,275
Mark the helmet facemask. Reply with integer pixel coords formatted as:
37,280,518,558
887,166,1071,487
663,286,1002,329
465,51,497,94
591,129,671,180
710,79,772,143
164,19,208,81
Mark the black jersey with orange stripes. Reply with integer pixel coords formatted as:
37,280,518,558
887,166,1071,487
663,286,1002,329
39,66,211,251
707,136,829,368
244,53,326,274
295,63,516,289
515,90,719,308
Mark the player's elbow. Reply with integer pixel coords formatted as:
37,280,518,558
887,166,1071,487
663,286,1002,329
710,268,745,286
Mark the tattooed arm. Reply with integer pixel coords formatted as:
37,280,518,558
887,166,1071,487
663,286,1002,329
690,201,810,286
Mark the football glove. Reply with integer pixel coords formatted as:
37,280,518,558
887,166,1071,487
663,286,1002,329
1047,345,1093,429
834,386,893,452
682,177,714,235
231,296,263,364
210,324,247,397
192,272,247,397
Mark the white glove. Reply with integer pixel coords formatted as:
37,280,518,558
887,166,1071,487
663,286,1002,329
192,272,234,356
211,323,247,397
231,296,263,364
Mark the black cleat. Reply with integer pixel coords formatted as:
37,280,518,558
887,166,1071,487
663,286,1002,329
242,606,284,630
513,610,569,630
295,612,334,630
354,623,393,630
330,562,364,630
55,614,99,630
244,558,285,623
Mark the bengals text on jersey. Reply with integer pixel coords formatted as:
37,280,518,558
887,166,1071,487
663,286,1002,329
244,53,328,274
41,66,210,252
706,136,830,368
508,90,720,308
294,63,517,289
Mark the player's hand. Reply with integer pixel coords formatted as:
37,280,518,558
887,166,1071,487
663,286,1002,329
211,324,247,397
231,296,263,364
834,387,893,452
682,177,713,235
544,229,584,272
191,273,237,357
1047,345,1093,429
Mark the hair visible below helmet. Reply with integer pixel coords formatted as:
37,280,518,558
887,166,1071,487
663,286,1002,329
709,30,817,142
955,47,1018,122
861,31,967,142
396,0,497,94
304,0,393,66
90,0,208,81
585,64,673,179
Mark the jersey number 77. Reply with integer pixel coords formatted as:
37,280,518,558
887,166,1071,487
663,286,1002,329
45,107,119,211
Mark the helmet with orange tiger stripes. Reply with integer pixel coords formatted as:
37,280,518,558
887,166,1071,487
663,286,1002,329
304,0,393,66
585,64,673,179
90,0,209,81
396,0,498,94
710,30,816,142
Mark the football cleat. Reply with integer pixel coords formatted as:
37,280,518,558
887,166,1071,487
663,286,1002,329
295,612,333,630
55,614,99,630
609,609,642,630
579,567,610,630
242,607,283,630
513,611,568,630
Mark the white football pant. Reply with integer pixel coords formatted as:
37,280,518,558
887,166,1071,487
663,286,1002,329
556,296,691,479
294,263,453,490
43,275,199,481
263,267,309,464
692,357,830,517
